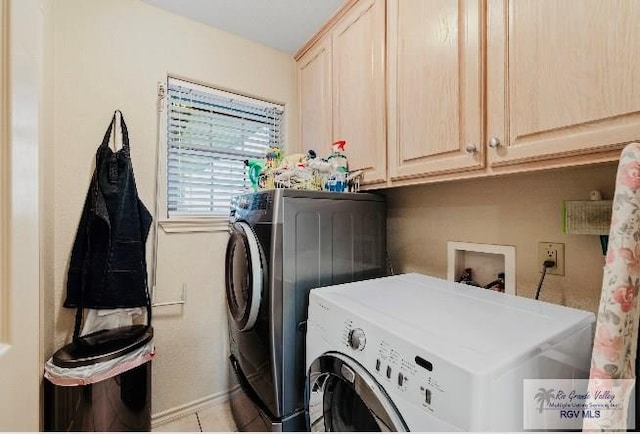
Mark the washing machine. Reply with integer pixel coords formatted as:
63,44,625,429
305,273,595,431
225,189,386,431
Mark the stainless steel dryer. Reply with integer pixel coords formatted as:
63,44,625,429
225,189,386,431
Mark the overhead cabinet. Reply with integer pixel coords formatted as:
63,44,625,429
387,0,484,180
487,0,640,169
297,37,332,155
296,0,386,187
297,0,639,189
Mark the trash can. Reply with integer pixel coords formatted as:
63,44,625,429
44,325,154,432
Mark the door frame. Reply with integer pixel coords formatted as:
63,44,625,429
0,0,43,430
0,0,9,351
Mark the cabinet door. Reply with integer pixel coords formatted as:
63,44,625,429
298,36,332,155
332,0,387,185
487,0,640,167
387,0,484,180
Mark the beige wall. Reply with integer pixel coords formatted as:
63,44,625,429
49,0,298,416
384,163,618,313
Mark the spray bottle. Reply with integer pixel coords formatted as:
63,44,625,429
326,140,349,192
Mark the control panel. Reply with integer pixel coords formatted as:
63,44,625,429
230,191,274,221
342,320,444,413
249,192,273,211
373,339,444,414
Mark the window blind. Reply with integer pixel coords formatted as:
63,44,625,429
166,77,284,217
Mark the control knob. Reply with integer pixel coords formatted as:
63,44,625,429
348,328,366,351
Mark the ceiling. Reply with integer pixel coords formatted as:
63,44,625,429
142,0,345,54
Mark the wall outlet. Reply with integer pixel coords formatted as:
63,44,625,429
537,242,565,276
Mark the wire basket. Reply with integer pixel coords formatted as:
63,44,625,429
259,168,364,193
272,167,324,191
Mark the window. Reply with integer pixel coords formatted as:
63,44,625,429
166,77,284,217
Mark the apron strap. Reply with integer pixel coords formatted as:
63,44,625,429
100,110,130,152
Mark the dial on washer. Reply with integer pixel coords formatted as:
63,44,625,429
348,328,366,351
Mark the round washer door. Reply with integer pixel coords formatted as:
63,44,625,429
307,352,408,432
225,221,264,332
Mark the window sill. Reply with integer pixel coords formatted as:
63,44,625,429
158,218,229,234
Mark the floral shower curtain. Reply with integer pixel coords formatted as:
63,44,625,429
584,142,640,431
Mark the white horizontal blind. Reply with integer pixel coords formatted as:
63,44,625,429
166,77,284,217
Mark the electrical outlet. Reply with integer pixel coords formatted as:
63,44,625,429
537,242,565,276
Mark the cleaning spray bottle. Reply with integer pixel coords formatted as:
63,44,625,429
326,140,349,192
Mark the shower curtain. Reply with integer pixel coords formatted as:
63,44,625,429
584,142,640,431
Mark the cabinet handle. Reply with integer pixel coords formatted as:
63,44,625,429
488,137,501,148
465,143,478,154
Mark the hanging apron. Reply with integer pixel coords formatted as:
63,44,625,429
64,110,153,341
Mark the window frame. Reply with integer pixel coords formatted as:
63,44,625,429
157,75,285,233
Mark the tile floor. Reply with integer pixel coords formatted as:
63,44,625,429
153,399,238,432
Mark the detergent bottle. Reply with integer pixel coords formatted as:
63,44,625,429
326,140,349,192
245,159,263,192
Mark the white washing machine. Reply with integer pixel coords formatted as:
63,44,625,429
305,273,595,431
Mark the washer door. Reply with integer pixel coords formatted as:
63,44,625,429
225,221,264,332
307,352,408,432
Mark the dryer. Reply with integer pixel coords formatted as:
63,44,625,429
305,273,595,431
225,189,386,431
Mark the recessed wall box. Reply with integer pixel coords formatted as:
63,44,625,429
447,242,516,295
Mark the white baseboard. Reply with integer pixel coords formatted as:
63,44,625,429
151,385,241,428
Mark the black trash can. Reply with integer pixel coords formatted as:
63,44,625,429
44,325,153,432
